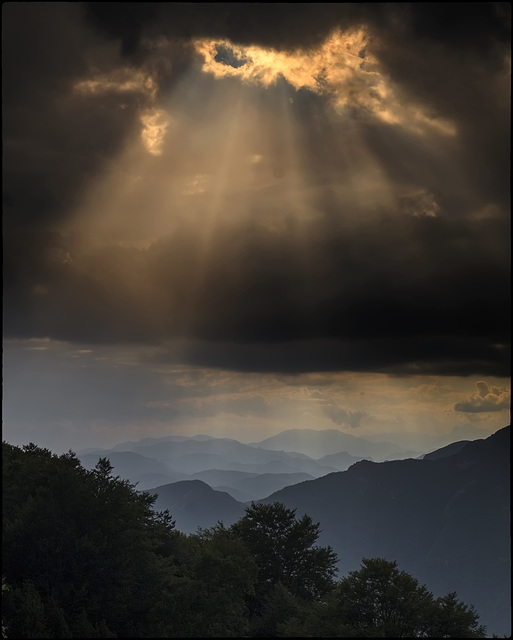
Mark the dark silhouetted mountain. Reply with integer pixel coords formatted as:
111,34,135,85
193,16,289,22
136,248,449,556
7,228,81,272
131,472,189,491
220,472,316,502
382,449,426,461
251,428,411,461
422,439,471,460
186,469,315,501
213,484,254,502
258,426,510,637
148,479,246,534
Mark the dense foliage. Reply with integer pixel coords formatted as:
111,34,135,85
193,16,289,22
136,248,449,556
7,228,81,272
281,557,486,637
2,442,487,637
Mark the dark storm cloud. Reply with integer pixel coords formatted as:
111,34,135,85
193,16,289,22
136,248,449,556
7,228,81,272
366,11,511,212
3,194,510,376
3,3,510,377
160,335,509,378
84,3,510,56
84,3,361,54
84,2,159,57
4,207,509,349
2,3,144,231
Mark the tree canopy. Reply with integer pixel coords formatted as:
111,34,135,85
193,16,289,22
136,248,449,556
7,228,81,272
230,501,338,600
2,441,487,638
281,557,487,638
2,442,179,637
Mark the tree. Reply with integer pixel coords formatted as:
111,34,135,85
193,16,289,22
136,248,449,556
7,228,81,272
2,442,180,638
427,591,486,638
255,581,303,638
230,502,338,601
154,524,259,637
286,558,487,638
298,558,485,638
336,557,435,637
229,502,338,636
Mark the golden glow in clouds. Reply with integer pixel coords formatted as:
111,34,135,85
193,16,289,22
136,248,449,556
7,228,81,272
194,28,456,137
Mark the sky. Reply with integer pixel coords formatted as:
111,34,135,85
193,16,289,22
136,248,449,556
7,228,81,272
2,3,511,455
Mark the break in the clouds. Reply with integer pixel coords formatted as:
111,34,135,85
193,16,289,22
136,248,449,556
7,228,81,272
2,4,510,450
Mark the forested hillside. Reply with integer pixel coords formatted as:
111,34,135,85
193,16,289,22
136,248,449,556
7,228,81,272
2,440,489,638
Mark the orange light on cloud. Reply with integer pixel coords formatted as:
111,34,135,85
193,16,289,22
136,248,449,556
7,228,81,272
74,67,168,155
74,67,158,98
140,108,170,155
193,28,457,138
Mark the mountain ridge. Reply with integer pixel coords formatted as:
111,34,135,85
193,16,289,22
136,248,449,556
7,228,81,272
257,425,510,637
250,427,412,461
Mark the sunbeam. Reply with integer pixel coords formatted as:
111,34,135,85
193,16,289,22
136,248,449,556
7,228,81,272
4,2,509,451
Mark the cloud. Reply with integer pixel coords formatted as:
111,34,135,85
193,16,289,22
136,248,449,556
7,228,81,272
412,382,452,401
83,4,510,57
194,27,458,139
323,406,368,428
454,380,510,413
2,4,510,378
